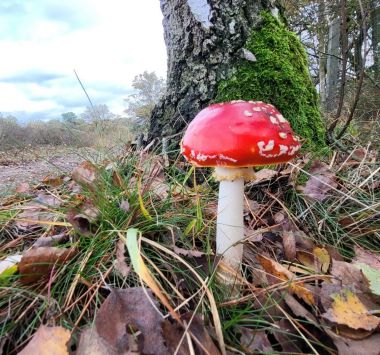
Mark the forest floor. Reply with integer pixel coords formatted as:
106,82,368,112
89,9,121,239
0,146,83,195
0,144,379,354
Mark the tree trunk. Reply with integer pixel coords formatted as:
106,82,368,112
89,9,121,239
372,0,380,79
325,16,341,111
318,0,328,108
353,8,364,78
149,0,326,151
149,0,277,141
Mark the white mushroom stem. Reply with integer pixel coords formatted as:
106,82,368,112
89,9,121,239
214,167,254,269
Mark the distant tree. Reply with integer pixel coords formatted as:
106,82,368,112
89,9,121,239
373,0,380,78
0,113,23,150
61,112,78,124
124,71,165,134
81,104,115,123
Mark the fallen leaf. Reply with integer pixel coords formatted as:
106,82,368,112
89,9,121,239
273,211,285,224
78,200,99,222
76,327,115,355
35,193,62,207
140,156,169,200
66,200,100,235
67,181,82,193
282,230,296,260
150,176,169,200
182,312,221,355
173,246,205,258
244,228,264,242
18,325,70,355
16,209,57,231
204,200,217,218
302,161,337,202
244,199,260,213
353,246,380,269
15,182,30,194
273,319,303,353
297,247,330,273
313,247,330,273
66,210,90,235
163,313,221,355
15,196,62,231
95,288,167,354
114,239,130,278
257,255,315,305
283,292,319,325
19,247,76,284
72,161,98,188
297,250,316,270
354,263,380,297
250,168,278,185
161,321,191,355
42,175,64,187
33,232,69,248
294,231,315,250
330,260,371,295
239,328,273,354
326,330,380,355
119,199,130,212
325,245,344,261
322,289,380,332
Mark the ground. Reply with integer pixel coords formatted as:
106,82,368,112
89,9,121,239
0,146,83,195
0,143,379,354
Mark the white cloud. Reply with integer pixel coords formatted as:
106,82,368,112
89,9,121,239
0,0,167,121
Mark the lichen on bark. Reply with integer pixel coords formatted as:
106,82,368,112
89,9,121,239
215,12,326,151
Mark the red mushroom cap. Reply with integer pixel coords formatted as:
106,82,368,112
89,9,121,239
181,100,301,167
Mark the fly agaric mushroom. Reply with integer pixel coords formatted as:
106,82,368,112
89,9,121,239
180,100,301,269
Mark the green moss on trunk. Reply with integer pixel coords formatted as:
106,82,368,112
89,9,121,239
216,13,326,151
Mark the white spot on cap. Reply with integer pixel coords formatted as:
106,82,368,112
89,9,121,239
257,140,275,152
265,140,275,151
252,107,262,112
244,110,253,117
279,132,287,139
288,145,300,155
231,99,245,103
277,114,287,123
279,145,289,155
196,153,217,161
270,116,279,124
219,154,237,163
190,150,195,158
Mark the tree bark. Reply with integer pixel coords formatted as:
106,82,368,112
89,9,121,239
372,0,380,79
318,0,328,108
148,0,275,142
325,16,341,111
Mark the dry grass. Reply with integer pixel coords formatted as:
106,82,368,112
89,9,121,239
0,141,379,353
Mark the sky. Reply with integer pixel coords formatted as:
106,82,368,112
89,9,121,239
0,0,167,123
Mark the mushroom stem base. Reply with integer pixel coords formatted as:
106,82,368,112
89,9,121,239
216,170,245,269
